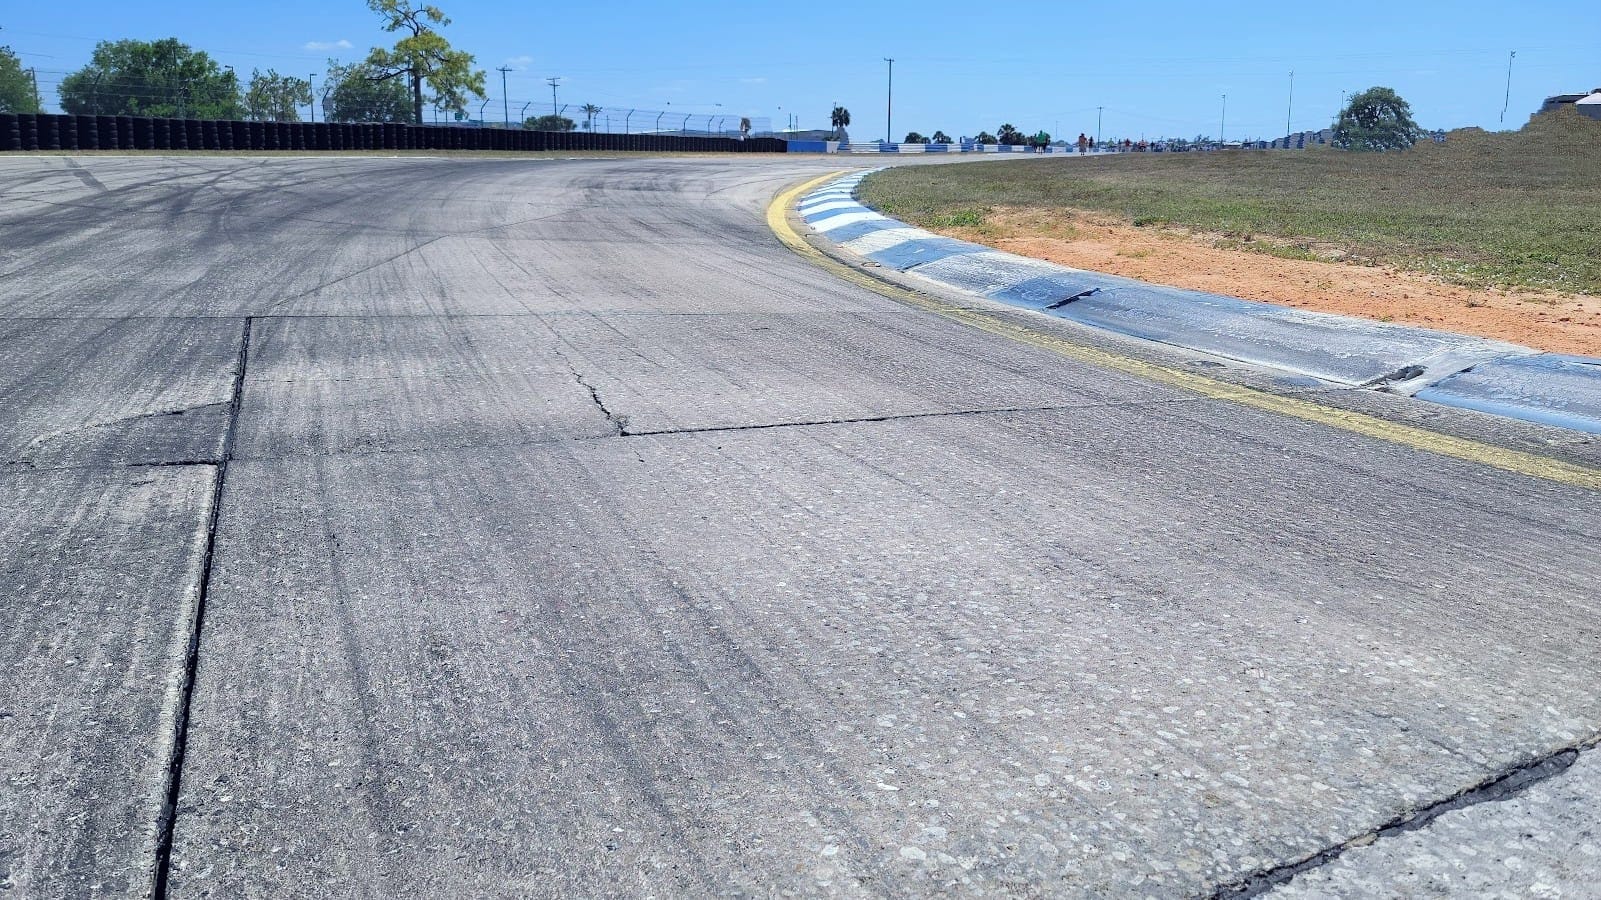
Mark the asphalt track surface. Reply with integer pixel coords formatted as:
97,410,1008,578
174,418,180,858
2,154,1599,898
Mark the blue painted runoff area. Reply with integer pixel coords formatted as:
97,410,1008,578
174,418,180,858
1416,355,1601,434
864,236,986,271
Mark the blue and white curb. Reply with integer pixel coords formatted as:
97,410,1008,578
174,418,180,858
800,171,1601,435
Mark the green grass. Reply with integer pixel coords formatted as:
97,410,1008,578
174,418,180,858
858,108,1601,294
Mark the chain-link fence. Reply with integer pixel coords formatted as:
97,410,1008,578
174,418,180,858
474,101,771,136
24,69,771,134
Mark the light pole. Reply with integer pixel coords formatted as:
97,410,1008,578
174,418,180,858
479,97,490,125
1220,94,1227,144
883,57,894,143
1500,50,1515,124
498,65,511,126
1285,70,1294,140
520,101,531,126
546,76,561,115
309,72,317,123
1096,106,1103,145
656,110,666,132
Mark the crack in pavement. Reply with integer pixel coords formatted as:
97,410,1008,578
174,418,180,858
571,368,628,436
620,394,1237,438
1207,734,1601,898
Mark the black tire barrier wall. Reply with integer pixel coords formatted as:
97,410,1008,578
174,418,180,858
0,113,792,154
39,114,60,150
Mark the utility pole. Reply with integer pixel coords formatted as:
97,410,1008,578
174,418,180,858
1097,106,1103,145
1220,93,1227,144
1500,50,1515,124
309,73,317,123
883,57,894,143
28,67,40,112
1285,70,1294,140
497,66,512,126
546,76,561,115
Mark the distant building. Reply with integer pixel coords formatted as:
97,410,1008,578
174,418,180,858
780,129,839,142
1539,88,1601,119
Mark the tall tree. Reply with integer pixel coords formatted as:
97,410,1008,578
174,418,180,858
903,131,928,144
996,123,1025,146
930,130,951,144
58,38,240,118
830,104,850,139
0,45,40,113
323,60,413,122
525,114,575,131
974,131,996,144
243,69,311,122
1334,86,1424,151
580,103,601,131
363,0,485,125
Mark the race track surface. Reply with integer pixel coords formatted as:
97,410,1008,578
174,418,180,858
2,154,1598,898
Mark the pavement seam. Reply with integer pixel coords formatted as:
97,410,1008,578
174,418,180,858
147,316,253,900
1207,734,1601,898
0,391,1379,475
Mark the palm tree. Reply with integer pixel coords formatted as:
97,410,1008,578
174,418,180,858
830,105,850,140
581,103,602,132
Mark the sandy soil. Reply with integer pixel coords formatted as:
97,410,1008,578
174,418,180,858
934,207,1601,356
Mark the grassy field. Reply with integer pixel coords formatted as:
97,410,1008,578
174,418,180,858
858,108,1601,295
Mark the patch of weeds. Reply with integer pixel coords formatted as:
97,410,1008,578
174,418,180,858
925,208,988,228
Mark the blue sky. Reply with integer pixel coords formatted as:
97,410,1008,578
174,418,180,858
4,0,1595,139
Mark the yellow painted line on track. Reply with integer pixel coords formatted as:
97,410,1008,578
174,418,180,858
768,172,1601,492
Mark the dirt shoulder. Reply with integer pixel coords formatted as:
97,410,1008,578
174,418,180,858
933,207,1601,357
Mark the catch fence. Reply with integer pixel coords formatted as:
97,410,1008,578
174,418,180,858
482,103,770,137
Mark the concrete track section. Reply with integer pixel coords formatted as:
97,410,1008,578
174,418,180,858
2,154,1600,898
